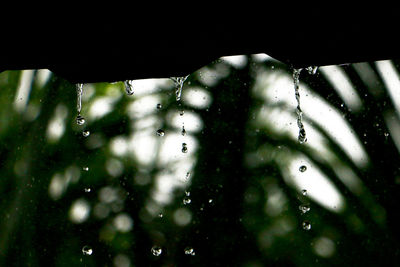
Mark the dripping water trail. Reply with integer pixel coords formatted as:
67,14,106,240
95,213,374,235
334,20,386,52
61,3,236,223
171,75,189,101
293,69,307,143
76,83,85,125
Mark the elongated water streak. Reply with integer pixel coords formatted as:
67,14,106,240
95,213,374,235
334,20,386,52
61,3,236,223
76,83,86,125
293,69,307,143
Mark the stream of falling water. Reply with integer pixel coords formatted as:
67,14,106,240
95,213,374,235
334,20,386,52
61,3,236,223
76,83,85,125
293,69,307,144
171,75,189,101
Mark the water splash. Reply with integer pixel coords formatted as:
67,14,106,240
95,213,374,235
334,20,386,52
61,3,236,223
293,69,307,144
76,83,86,125
171,75,189,101
124,80,134,95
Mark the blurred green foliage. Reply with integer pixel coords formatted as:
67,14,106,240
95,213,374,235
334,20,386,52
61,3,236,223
1,56,400,267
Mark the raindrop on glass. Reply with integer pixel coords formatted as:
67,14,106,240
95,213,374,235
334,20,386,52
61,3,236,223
151,246,162,256
183,197,191,205
171,75,189,101
301,189,307,196
156,129,165,137
83,166,89,171
302,221,312,231
82,130,90,137
156,103,162,109
82,245,93,256
76,115,85,125
299,204,311,214
299,165,307,172
184,247,195,256
182,143,188,153
293,68,307,144
124,80,134,96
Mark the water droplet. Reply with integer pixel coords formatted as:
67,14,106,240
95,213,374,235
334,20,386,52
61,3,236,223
82,245,93,256
299,165,307,172
208,199,213,203
301,189,307,196
302,221,311,230
184,247,195,256
84,188,91,193
156,103,162,109
185,191,190,196
82,130,90,137
299,204,311,214
182,143,188,153
181,126,186,136
76,115,85,125
384,132,390,137
83,166,89,171
151,246,162,256
293,68,307,144
306,66,318,75
171,75,189,101
180,110,185,116
183,197,191,205
158,213,163,218
156,129,165,137
182,172,191,182
124,80,134,96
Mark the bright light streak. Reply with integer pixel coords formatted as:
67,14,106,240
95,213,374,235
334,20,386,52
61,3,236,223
375,60,400,118
319,65,362,111
14,70,34,112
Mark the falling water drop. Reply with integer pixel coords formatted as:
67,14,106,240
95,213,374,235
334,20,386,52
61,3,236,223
181,126,186,136
299,204,311,214
302,221,312,231
82,130,90,137
83,166,89,171
76,115,86,125
293,68,307,144
179,110,185,116
306,66,319,75
185,191,191,196
151,246,162,256
156,129,165,137
84,188,91,193
76,83,83,114
301,189,307,196
299,165,307,172
183,197,191,205
82,245,93,256
124,80,134,96
182,172,191,183
181,143,188,153
171,75,189,101
184,247,196,256
156,103,162,109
